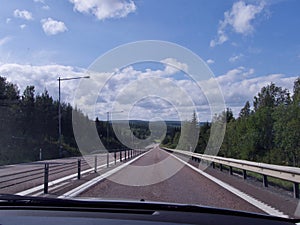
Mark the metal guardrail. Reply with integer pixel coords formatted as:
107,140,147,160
43,149,144,194
163,147,300,198
0,149,145,195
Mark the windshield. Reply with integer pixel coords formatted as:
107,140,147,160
0,0,299,220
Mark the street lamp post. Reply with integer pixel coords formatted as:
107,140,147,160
57,75,90,158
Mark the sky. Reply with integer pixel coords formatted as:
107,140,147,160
0,0,299,121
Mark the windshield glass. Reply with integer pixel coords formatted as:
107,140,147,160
0,0,299,220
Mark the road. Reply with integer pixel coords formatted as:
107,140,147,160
1,147,298,218
79,147,268,214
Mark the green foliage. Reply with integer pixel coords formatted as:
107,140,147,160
0,76,82,165
162,78,300,167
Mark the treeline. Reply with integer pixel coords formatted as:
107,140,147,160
0,76,153,165
163,78,300,167
0,76,82,165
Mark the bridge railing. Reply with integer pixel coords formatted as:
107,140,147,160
162,147,300,198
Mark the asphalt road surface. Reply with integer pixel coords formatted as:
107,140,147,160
80,147,265,214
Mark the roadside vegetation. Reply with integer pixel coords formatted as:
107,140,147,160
1,75,300,168
162,78,300,167
0,76,149,165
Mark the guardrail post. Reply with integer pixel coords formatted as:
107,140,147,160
125,150,127,160
293,183,299,198
229,166,233,175
219,164,223,171
77,159,81,179
94,156,97,173
44,163,49,194
263,175,268,187
242,169,247,180
212,162,215,169
120,151,122,162
114,151,116,164
107,152,109,168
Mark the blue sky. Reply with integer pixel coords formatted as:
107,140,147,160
0,0,299,121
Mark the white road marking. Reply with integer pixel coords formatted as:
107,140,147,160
58,150,151,199
31,182,70,197
169,152,289,218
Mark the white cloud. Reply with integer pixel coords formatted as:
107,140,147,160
6,18,11,23
0,36,12,47
0,61,296,122
69,0,136,20
20,24,27,30
160,58,189,74
206,59,215,65
33,0,50,10
215,67,295,117
42,5,50,10
41,18,68,35
0,63,86,103
229,54,243,63
210,1,265,47
210,21,228,47
13,9,33,20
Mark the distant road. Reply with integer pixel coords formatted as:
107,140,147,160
79,147,267,214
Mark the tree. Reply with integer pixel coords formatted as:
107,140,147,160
0,77,21,164
254,83,290,111
293,77,300,104
35,90,56,139
273,78,300,166
239,101,251,118
177,112,199,151
196,122,210,153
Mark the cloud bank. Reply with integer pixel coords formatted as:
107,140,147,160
0,61,296,121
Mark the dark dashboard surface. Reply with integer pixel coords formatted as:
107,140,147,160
0,206,297,225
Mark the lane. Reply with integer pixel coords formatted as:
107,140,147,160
80,147,264,214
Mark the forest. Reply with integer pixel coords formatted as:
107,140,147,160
162,78,300,167
1,75,300,167
0,76,148,165
0,76,80,165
